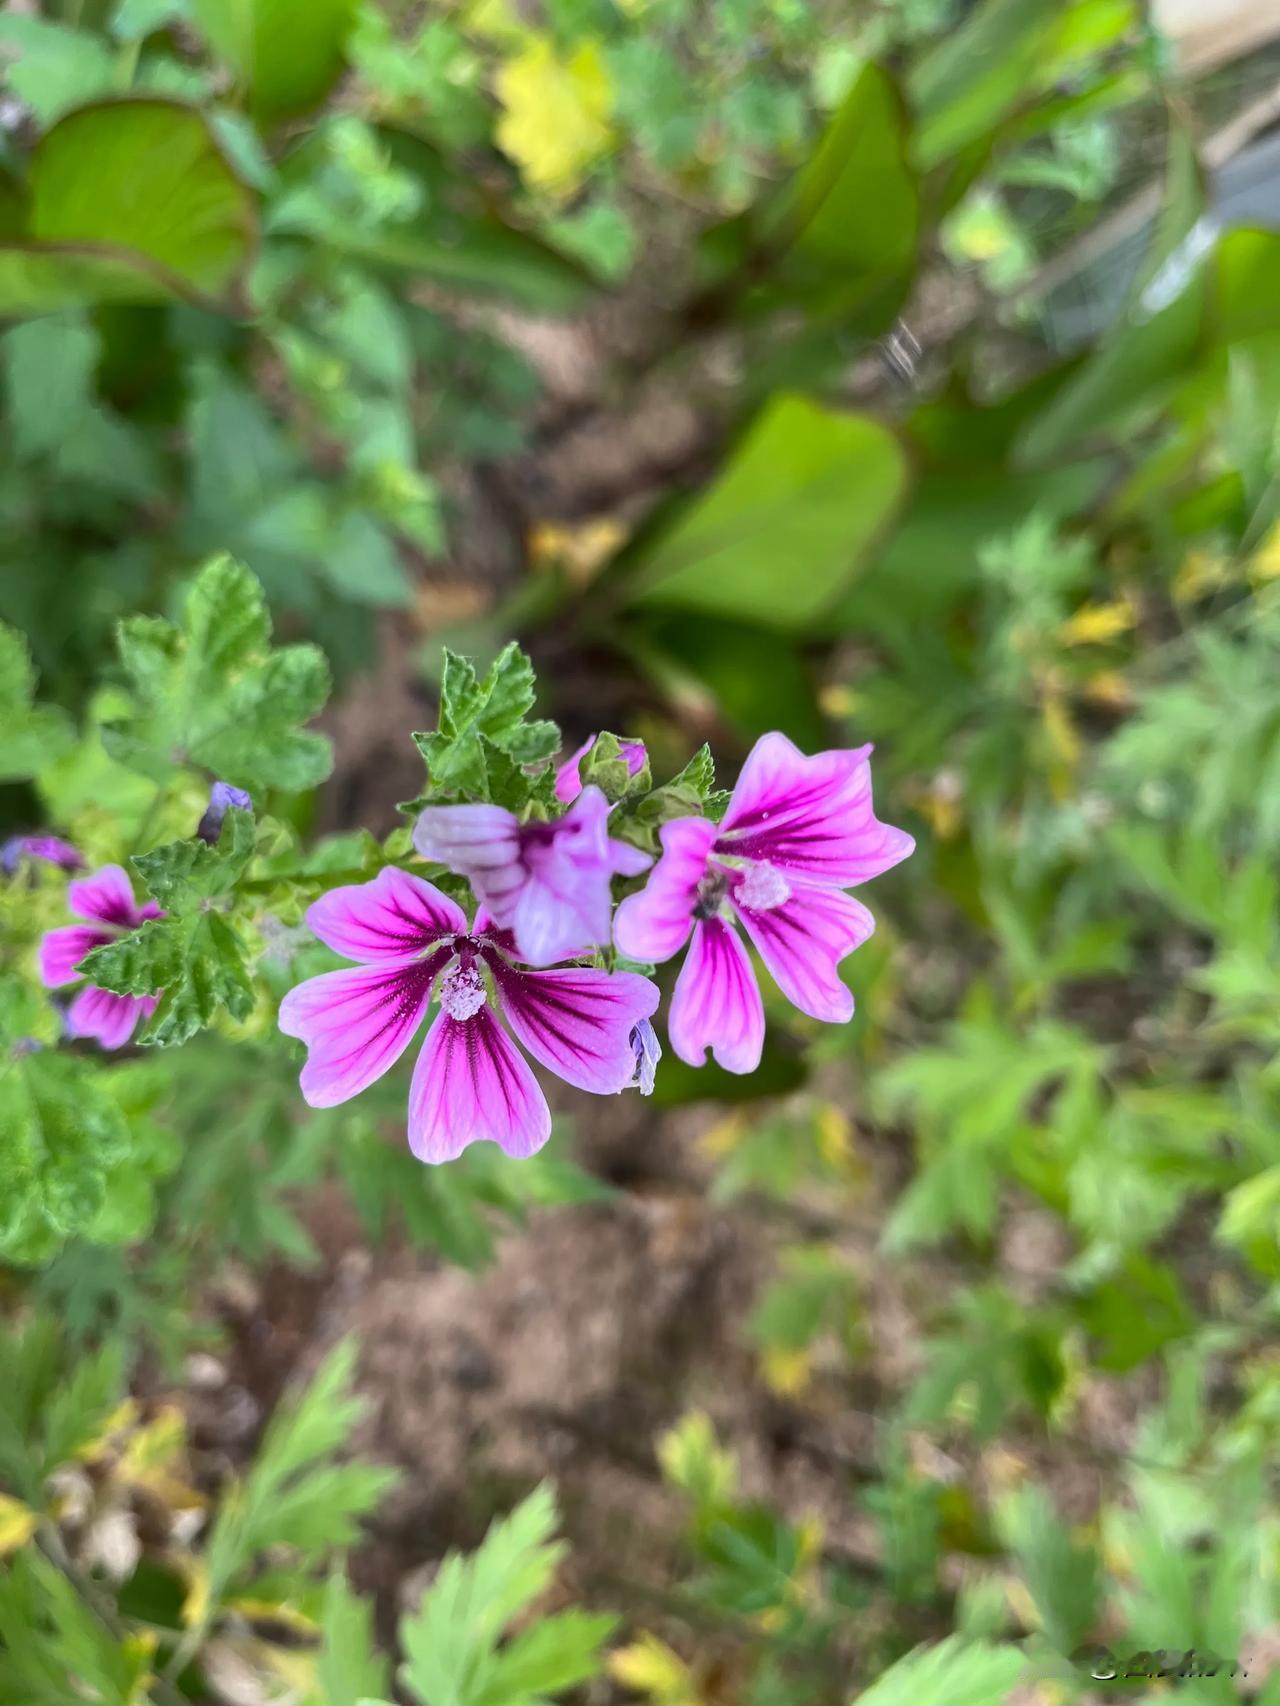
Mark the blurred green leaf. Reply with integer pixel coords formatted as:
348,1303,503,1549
630,394,909,629
763,63,917,309
856,1636,1026,1706
0,99,257,316
0,620,75,781
192,0,358,121
102,554,332,791
0,17,117,126
909,0,1061,167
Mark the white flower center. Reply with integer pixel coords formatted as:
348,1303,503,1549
735,861,791,912
438,961,487,1021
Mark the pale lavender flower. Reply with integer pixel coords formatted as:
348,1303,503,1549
555,734,648,803
38,865,164,1049
411,785,650,967
614,733,913,1074
278,866,660,1163
197,782,253,845
2,835,84,875
628,1018,661,1095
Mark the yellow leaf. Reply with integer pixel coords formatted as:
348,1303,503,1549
813,1103,852,1170
462,0,527,46
181,1558,210,1630
226,1596,320,1637
1249,521,1280,585
529,516,628,586
1173,547,1231,605
1041,691,1081,794
609,1633,701,1703
495,37,613,196
656,1411,737,1507
0,1494,38,1557
817,682,859,717
79,1398,139,1464
698,1113,745,1160
1081,669,1131,709
1058,597,1135,647
762,1344,812,1397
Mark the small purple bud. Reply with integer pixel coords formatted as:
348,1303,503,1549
556,734,649,803
197,782,253,846
628,1018,661,1096
1,835,85,875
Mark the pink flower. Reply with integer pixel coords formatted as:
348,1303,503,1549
613,733,913,1074
411,786,650,968
555,735,648,803
278,866,660,1163
38,864,164,1049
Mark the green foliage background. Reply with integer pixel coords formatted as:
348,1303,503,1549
2,0,1280,1701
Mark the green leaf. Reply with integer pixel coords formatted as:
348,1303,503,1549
81,910,256,1047
0,619,75,781
192,0,359,121
133,808,257,909
0,1048,134,1267
409,642,558,809
628,394,909,630
77,805,259,1047
1076,1255,1196,1372
0,17,117,126
102,554,332,791
200,1341,396,1625
994,1483,1100,1654
0,1316,124,1502
398,1484,610,1706
856,1637,1027,1706
762,63,916,310
0,1547,151,1703
0,99,256,317
318,1575,391,1706
909,0,1062,168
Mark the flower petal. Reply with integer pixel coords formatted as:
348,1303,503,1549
510,787,620,965
554,735,595,803
306,866,467,962
411,804,525,917
734,883,875,1023
490,961,660,1093
613,816,717,964
38,925,111,988
278,953,444,1108
66,986,152,1050
609,836,652,878
408,1006,551,1163
716,732,914,887
668,917,764,1074
67,864,141,928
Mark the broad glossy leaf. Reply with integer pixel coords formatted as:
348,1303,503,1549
761,63,916,308
909,0,1060,168
192,0,358,122
0,99,256,316
629,394,909,629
